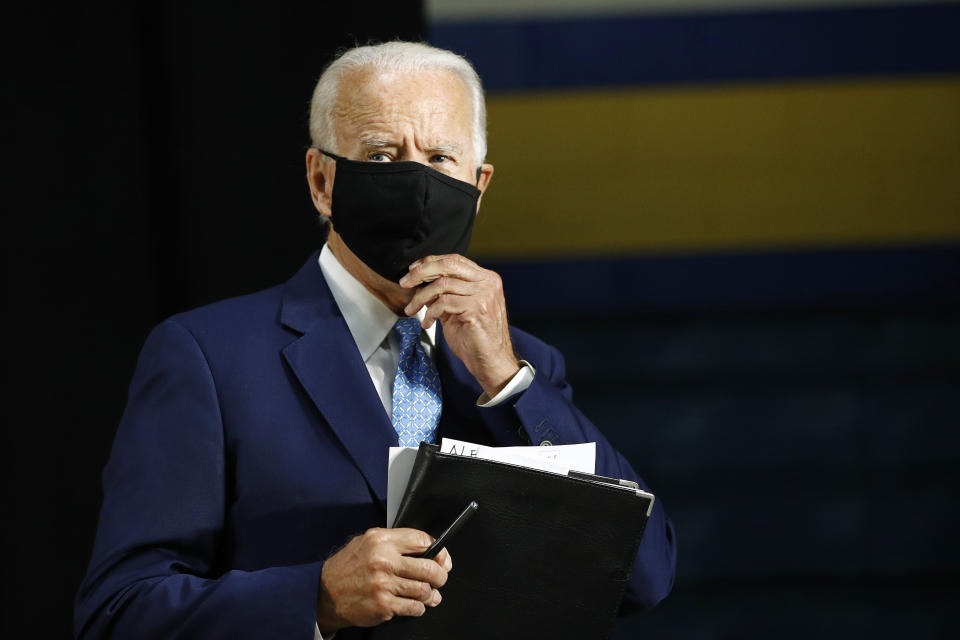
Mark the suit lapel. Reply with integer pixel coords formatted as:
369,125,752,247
279,253,397,510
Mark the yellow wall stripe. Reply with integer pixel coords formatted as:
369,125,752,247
470,77,960,259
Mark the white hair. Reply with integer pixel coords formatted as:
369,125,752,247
309,41,487,165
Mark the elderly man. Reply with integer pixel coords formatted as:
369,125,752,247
75,42,676,639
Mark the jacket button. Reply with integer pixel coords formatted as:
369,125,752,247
539,440,553,446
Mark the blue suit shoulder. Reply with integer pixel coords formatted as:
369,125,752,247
135,283,298,403
161,283,288,344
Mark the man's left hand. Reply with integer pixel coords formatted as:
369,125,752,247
400,254,520,398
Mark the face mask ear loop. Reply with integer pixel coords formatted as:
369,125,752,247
320,149,344,162
475,166,482,184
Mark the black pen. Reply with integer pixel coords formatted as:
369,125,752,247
419,500,479,559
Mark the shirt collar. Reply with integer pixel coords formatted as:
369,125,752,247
318,243,436,362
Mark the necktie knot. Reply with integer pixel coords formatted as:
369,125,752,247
393,317,423,346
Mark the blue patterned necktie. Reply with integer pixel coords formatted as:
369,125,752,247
391,317,442,446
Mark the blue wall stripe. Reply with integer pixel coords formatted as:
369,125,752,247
481,245,960,313
430,3,960,90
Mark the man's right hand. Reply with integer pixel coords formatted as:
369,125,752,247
316,528,452,633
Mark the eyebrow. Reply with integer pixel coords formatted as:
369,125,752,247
358,136,463,156
359,136,395,148
426,142,463,155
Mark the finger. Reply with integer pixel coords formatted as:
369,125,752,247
383,528,435,555
400,255,484,288
422,293,471,329
395,556,449,588
403,276,478,316
385,594,428,619
433,547,453,572
413,253,481,271
392,577,436,604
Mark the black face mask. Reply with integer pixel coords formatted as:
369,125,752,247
321,150,481,283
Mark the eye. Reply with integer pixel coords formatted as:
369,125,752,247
368,152,391,162
430,154,451,164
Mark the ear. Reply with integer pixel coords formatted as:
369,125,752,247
305,148,335,219
475,163,494,213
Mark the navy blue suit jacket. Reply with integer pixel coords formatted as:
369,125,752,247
76,253,676,639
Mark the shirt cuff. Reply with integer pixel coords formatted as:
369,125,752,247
315,623,335,640
476,360,536,407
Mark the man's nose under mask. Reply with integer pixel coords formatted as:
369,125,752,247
321,150,481,283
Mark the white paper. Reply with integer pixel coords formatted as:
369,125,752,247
440,438,569,475
387,439,597,527
440,438,596,474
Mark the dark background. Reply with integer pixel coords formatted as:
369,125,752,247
8,3,421,637
6,2,959,639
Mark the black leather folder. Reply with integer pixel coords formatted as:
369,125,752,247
369,442,654,640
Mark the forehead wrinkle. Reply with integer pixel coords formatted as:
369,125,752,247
335,100,391,131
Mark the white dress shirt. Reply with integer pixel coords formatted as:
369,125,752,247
314,244,534,639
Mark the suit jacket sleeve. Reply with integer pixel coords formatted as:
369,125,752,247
476,330,677,612
74,320,323,640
